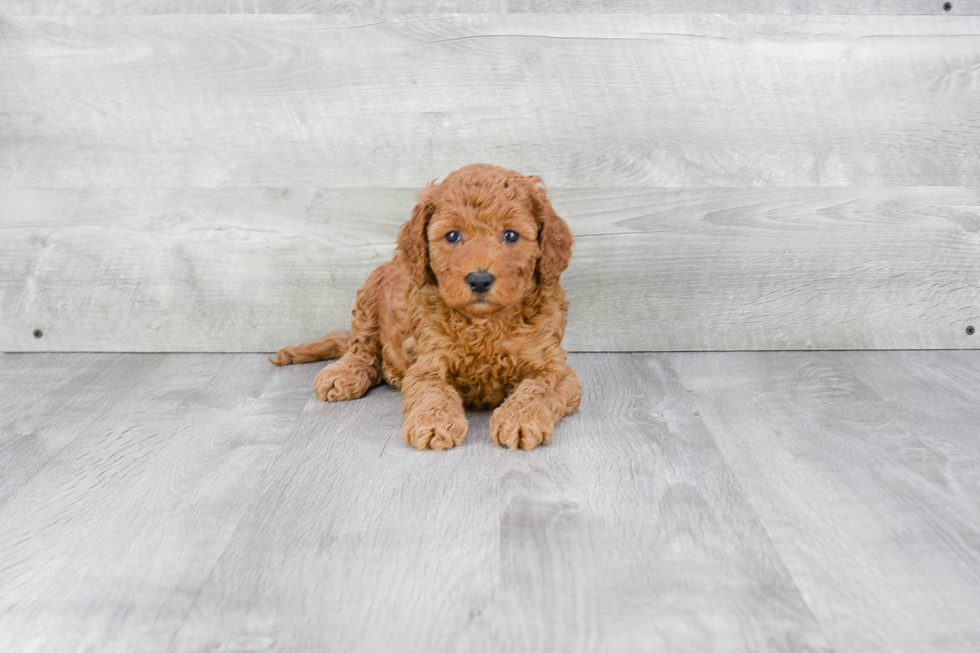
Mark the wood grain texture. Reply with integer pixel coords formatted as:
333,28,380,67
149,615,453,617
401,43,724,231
2,1,978,14
2,12,978,352
1,14,979,189
0,352,835,652
0,353,143,502
0,353,310,651
458,352,832,653
4,351,980,651
171,353,833,652
2,187,977,352
671,350,980,653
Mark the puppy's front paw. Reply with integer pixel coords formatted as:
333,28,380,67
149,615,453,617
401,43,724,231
403,406,468,451
491,401,555,451
314,363,371,402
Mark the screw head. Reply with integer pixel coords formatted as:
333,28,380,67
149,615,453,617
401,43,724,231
33,329,43,338
944,2,952,11
968,325,976,336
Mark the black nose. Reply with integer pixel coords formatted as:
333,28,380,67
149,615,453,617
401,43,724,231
466,270,495,294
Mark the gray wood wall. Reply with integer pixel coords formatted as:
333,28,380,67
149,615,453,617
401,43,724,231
1,2,978,352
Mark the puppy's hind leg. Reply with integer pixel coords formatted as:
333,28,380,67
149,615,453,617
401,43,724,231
313,266,387,402
269,332,349,366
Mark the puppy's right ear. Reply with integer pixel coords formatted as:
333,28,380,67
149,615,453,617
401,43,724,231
397,183,437,287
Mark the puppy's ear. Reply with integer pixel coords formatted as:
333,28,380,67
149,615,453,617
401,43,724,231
527,176,573,286
397,183,437,286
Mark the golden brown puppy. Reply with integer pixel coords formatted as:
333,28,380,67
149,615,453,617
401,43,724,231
270,163,581,451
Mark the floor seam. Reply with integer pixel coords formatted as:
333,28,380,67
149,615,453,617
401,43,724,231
659,352,842,653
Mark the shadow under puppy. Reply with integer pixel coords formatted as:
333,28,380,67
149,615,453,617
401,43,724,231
271,163,581,451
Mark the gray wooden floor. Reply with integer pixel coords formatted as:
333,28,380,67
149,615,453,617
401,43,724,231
1,352,978,652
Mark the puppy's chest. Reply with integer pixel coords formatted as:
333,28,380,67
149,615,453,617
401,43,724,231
447,332,533,408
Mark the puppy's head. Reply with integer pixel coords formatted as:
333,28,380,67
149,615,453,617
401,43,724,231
397,164,572,316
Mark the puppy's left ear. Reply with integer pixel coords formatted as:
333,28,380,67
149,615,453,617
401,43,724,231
527,176,573,286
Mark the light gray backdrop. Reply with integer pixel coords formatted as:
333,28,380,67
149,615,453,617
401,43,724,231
1,1,978,352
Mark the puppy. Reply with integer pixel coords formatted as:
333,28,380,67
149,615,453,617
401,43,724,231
271,163,581,451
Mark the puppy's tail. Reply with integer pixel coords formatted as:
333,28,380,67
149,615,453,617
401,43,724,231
269,331,350,366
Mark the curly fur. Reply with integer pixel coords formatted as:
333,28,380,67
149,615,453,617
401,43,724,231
271,163,581,451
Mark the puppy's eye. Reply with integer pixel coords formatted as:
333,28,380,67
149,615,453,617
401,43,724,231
445,231,461,244
502,230,520,243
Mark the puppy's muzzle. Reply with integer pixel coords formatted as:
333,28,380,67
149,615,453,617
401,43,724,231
466,270,495,294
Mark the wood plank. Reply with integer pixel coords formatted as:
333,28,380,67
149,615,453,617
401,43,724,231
671,350,980,653
2,187,977,352
2,1,978,15
165,368,506,652
0,353,309,651
4,351,980,650
0,353,148,502
466,353,833,652
163,352,832,652
1,14,978,188
568,187,980,351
